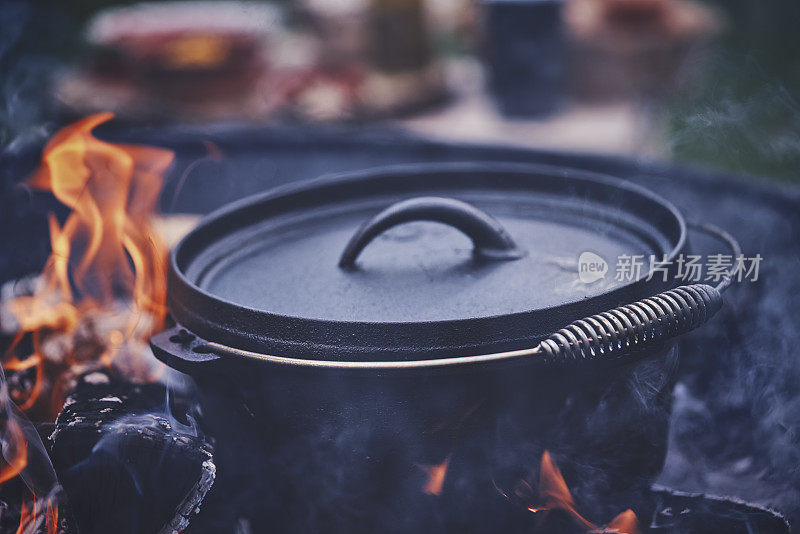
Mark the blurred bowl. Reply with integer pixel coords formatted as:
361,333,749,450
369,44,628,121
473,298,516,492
85,1,280,100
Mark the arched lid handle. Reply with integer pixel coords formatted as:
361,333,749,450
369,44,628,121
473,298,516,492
338,196,525,270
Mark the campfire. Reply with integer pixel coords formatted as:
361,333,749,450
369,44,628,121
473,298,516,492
0,115,645,533
0,113,214,533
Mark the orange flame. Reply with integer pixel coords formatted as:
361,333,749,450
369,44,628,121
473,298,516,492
1,112,175,533
418,457,450,496
25,111,172,316
48,500,59,534
606,509,639,534
504,450,639,534
0,392,60,534
530,450,596,530
4,112,174,414
15,500,30,534
13,494,58,534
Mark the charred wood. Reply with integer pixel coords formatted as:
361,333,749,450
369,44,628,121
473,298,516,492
49,369,214,534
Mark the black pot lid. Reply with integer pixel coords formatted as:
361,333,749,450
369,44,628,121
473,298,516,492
168,163,687,361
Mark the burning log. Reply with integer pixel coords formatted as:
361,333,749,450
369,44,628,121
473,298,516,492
1,273,215,533
49,368,214,534
0,113,216,533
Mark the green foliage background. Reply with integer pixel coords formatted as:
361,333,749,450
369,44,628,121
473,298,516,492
666,0,800,182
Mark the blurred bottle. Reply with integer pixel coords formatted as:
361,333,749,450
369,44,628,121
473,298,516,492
368,0,433,73
361,0,446,115
483,0,567,117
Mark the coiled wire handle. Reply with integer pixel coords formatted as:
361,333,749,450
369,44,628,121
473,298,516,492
538,284,721,362
536,222,741,363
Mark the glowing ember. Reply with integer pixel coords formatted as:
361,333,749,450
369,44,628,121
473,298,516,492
1,112,175,533
503,450,639,534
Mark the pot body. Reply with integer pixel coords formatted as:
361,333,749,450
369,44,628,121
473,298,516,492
178,341,678,532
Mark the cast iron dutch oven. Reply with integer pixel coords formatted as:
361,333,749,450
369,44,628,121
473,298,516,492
151,163,738,528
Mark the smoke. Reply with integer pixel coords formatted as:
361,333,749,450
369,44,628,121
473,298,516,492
0,2,48,149
0,0,81,152
664,43,800,521
0,364,61,533
668,56,800,181
655,199,800,524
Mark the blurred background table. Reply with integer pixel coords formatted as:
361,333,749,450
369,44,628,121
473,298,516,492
398,59,663,156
